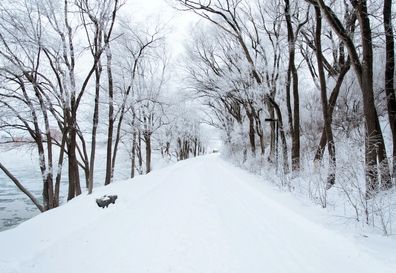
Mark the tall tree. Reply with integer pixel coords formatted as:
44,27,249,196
284,0,309,172
310,0,392,197
383,0,396,181
313,5,336,187
76,0,120,193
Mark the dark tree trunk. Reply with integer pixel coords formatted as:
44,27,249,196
247,112,256,155
165,141,170,156
314,60,350,161
67,120,81,200
285,0,300,172
314,6,336,187
194,138,198,157
356,1,391,196
177,137,182,161
384,0,396,182
43,112,54,209
183,140,190,160
268,104,276,162
254,115,265,156
77,133,89,189
54,132,67,207
88,62,102,194
138,130,143,174
104,44,114,186
144,133,152,174
315,0,391,197
131,129,137,178
290,57,300,172
285,66,294,137
266,95,289,174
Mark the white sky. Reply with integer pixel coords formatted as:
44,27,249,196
122,0,221,149
123,0,197,58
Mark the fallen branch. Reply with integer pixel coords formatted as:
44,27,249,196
0,161,44,212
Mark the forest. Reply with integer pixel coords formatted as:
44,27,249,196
0,0,395,235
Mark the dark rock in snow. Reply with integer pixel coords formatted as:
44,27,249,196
96,195,118,208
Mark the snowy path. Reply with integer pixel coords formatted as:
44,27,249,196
0,154,394,273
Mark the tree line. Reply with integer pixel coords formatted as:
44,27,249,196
175,0,396,200
0,0,206,212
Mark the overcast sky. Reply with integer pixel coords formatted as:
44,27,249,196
123,0,197,58
122,0,221,149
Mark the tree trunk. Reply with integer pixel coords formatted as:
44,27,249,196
384,0,396,181
285,0,300,172
131,129,137,178
255,115,265,156
177,137,182,161
0,162,44,212
314,60,350,161
138,130,143,174
183,140,189,160
165,141,170,157
104,43,114,186
110,88,132,181
268,104,276,162
266,95,289,174
291,62,300,172
77,134,89,188
247,112,256,155
145,133,152,174
55,132,67,207
357,1,391,196
314,6,336,187
194,138,198,157
285,66,294,137
67,120,81,200
315,0,391,197
88,62,102,194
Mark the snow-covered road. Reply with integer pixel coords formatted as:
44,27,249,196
0,154,394,273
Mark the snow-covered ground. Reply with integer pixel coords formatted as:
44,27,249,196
0,154,394,273
0,144,173,231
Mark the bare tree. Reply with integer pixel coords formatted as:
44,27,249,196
178,0,291,172
308,0,392,197
76,0,122,193
134,53,168,174
103,22,163,183
0,0,62,210
283,0,309,172
0,0,123,202
311,4,336,187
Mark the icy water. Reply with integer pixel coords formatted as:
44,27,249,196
0,147,133,231
0,179,40,231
